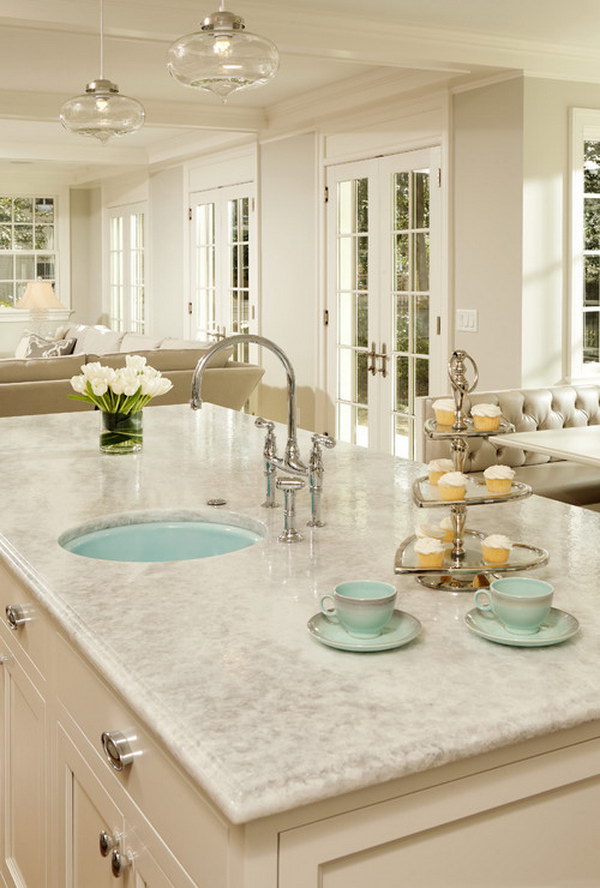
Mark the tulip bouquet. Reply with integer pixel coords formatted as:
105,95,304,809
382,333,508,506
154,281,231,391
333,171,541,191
69,355,173,453
69,354,173,413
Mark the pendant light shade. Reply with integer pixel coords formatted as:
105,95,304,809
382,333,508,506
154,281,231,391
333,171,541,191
167,6,279,102
60,1,145,142
60,79,145,143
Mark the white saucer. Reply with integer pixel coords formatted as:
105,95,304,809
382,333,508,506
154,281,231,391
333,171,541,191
307,609,422,652
464,606,580,647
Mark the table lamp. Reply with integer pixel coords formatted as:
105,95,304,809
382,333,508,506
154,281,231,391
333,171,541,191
15,281,67,311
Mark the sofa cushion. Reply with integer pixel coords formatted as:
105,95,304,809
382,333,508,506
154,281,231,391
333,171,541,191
159,337,234,367
23,333,76,358
73,325,125,355
86,346,234,372
120,332,161,352
0,354,83,383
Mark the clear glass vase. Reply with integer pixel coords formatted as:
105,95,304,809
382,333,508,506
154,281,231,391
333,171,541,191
100,411,143,454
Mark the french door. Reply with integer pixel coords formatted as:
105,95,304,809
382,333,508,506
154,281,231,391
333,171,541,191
189,184,256,362
107,202,146,333
326,148,443,458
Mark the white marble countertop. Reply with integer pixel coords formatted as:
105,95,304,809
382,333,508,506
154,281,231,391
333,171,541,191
1,405,600,824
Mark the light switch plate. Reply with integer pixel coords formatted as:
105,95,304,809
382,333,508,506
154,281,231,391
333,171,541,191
455,309,478,332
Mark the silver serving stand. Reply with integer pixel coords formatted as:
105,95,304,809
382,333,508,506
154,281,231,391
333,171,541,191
394,350,549,592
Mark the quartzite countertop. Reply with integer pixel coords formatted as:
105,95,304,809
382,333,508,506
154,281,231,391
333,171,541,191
1,405,599,824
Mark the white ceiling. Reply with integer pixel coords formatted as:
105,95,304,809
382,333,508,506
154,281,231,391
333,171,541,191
2,0,600,175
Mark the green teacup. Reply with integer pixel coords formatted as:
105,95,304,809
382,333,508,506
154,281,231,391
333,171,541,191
320,580,397,638
475,577,553,635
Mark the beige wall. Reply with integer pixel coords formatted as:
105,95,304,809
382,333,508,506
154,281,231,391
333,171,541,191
259,133,319,431
452,77,524,390
70,187,101,324
148,165,186,340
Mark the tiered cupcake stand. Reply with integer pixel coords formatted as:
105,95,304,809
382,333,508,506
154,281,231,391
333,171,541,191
394,350,549,592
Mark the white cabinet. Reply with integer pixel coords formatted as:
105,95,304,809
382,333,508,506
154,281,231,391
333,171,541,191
0,648,48,888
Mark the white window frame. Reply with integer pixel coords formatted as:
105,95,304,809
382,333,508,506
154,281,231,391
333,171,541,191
106,201,148,333
569,108,600,381
0,188,70,308
188,184,257,343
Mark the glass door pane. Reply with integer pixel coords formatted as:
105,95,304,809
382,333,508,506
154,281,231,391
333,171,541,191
335,177,370,447
109,216,124,331
228,196,250,363
391,168,431,459
193,202,216,341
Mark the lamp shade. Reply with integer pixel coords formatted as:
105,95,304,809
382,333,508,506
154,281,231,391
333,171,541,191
15,281,67,311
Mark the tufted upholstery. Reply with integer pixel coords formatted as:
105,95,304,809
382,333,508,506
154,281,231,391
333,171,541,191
416,385,600,506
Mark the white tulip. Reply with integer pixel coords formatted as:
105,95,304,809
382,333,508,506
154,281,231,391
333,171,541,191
70,375,86,393
81,361,103,378
126,354,147,372
91,378,108,396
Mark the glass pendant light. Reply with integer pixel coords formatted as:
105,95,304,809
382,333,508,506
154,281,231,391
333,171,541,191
60,0,145,143
167,0,279,102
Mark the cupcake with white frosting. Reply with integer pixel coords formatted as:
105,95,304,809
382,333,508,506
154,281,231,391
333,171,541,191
438,471,468,501
471,402,502,431
481,534,512,564
427,458,455,485
440,515,457,543
483,464,515,495
415,521,446,541
432,398,456,426
414,536,447,568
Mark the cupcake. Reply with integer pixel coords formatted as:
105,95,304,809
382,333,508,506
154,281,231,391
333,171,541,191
471,402,503,431
437,471,468,501
415,521,446,541
427,458,455,485
481,534,513,564
414,537,447,569
483,465,515,495
432,398,456,426
440,515,456,543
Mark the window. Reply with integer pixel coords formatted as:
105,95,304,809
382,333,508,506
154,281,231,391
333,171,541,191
0,196,57,306
108,204,146,332
190,184,255,362
570,109,600,379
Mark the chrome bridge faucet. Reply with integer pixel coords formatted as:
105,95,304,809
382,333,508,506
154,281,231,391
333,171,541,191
191,334,336,536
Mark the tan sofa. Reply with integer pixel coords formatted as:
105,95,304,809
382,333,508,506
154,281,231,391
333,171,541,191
417,384,600,507
0,331,264,418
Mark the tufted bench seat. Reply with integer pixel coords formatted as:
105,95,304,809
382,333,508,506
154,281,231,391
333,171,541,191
416,385,600,507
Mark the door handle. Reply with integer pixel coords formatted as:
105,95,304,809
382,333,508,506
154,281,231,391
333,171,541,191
367,342,377,376
376,343,389,378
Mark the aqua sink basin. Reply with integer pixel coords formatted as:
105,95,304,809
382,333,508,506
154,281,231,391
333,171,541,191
59,510,265,563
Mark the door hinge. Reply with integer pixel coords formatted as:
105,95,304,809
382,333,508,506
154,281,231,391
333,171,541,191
188,207,192,221
251,197,255,212
188,302,193,315
437,168,442,188
324,185,329,204
436,316,441,335
323,309,329,326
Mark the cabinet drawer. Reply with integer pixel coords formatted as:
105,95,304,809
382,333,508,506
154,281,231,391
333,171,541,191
55,633,230,888
0,560,47,678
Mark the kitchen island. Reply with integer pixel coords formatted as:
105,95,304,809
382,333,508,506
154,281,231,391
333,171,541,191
1,405,600,886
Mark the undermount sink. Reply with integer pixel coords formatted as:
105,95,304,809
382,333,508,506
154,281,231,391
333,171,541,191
59,510,265,563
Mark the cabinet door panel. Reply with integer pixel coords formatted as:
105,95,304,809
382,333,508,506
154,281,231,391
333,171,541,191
57,726,124,888
1,656,47,888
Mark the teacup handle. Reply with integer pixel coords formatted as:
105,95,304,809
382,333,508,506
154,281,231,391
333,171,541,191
320,594,338,621
474,589,493,613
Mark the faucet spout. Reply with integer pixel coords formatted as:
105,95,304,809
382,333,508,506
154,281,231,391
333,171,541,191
191,334,308,474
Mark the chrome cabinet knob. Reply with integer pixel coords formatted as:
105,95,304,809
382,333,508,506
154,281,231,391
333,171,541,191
98,829,118,858
100,730,137,771
5,605,30,631
111,847,133,878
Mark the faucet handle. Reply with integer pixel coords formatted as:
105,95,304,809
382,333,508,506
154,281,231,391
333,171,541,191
311,433,336,450
255,417,275,432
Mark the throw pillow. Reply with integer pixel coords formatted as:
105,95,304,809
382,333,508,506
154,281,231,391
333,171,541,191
24,334,76,358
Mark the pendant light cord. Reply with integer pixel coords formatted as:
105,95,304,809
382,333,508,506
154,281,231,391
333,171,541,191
100,0,104,78
219,0,225,10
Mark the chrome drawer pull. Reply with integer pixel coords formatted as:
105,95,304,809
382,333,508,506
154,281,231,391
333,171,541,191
100,730,137,771
98,829,118,858
5,605,30,631
111,848,133,878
